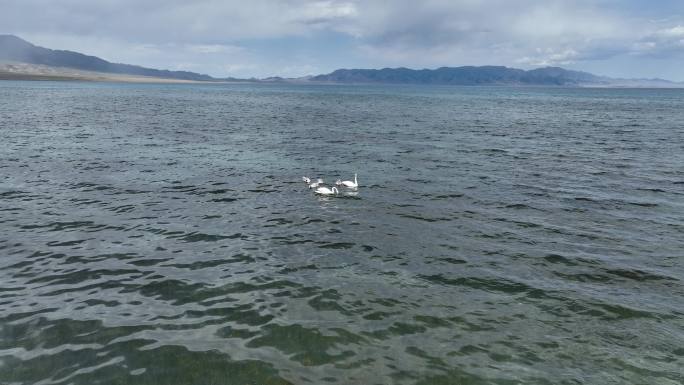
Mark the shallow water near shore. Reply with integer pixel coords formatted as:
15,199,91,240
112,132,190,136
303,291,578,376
1,81,683,384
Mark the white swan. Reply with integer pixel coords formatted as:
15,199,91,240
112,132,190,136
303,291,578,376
336,173,358,188
302,176,311,184
308,178,324,189
314,186,339,195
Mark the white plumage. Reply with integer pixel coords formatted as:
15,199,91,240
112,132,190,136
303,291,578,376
336,173,358,188
308,178,324,189
314,186,339,195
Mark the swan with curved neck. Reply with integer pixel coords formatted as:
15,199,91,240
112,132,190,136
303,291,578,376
314,186,339,195
336,173,358,188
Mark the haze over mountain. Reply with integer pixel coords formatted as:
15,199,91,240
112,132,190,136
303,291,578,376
0,34,213,81
1,35,681,87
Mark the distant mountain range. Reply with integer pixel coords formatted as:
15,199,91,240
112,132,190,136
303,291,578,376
310,66,604,86
0,34,213,81
1,34,682,87
310,67,683,87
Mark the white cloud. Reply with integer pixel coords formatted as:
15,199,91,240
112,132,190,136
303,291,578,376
298,1,357,24
517,48,581,66
629,23,684,57
186,44,243,54
656,25,684,38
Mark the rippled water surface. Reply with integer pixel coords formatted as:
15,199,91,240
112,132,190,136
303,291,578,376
1,82,683,384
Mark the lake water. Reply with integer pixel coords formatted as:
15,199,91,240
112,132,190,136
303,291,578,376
1,81,683,385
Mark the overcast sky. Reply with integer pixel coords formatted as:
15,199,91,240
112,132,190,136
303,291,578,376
3,0,684,80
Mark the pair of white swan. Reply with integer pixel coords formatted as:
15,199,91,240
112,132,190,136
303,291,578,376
302,173,358,196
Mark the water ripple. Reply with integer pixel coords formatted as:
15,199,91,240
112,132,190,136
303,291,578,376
1,83,683,384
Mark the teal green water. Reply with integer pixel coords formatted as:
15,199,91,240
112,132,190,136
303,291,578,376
1,82,683,384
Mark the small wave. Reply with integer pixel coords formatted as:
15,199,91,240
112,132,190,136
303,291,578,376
174,232,245,242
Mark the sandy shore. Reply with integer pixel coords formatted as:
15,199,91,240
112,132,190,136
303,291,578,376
0,62,210,83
